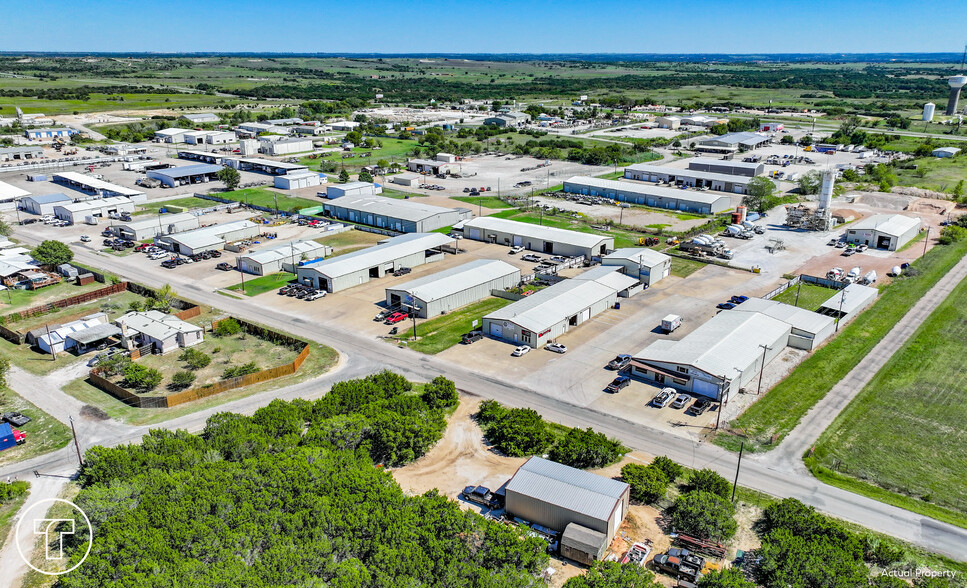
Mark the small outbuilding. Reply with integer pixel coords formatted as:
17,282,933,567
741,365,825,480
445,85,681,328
325,181,378,199
181,113,220,124
816,283,878,324
932,147,961,158
385,259,520,318
845,214,921,251
602,247,672,286
274,172,323,190
391,173,421,187
561,524,609,566
237,240,331,275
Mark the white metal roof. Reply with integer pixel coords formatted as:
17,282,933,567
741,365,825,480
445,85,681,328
116,310,202,341
464,216,612,250
623,164,754,185
566,176,731,205
571,265,640,291
506,457,628,522
603,247,671,268
241,240,323,264
485,279,617,333
848,214,921,238
237,158,308,171
299,233,453,279
115,212,198,233
331,181,376,191
0,180,29,201
688,157,762,171
818,284,879,315
23,193,70,205
163,220,258,249
154,127,192,136
729,298,835,335
633,311,791,380
53,172,144,197
55,196,132,213
326,195,460,223
388,259,520,303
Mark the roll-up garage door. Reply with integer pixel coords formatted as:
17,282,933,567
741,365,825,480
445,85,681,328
693,378,719,399
490,323,502,338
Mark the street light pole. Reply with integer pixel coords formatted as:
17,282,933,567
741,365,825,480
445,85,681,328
69,415,84,466
756,344,772,395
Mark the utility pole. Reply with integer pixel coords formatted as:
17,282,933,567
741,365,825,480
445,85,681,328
923,226,930,257
236,257,245,294
835,288,846,332
794,276,802,307
44,323,56,360
731,442,744,502
69,416,84,465
756,344,772,395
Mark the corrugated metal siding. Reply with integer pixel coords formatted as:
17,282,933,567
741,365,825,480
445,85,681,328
505,490,611,535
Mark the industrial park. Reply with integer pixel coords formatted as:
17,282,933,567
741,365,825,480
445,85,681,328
0,16,966,588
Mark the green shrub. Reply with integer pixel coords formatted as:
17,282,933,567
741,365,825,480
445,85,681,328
486,408,551,457
179,348,211,370
170,371,196,390
476,399,507,425
669,490,737,541
548,427,628,469
684,468,732,499
650,456,684,483
99,354,132,377
421,376,458,410
122,363,163,392
214,318,242,337
223,362,259,379
621,463,669,503
0,480,29,502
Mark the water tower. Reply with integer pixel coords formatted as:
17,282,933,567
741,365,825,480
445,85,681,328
947,76,967,115
923,102,936,122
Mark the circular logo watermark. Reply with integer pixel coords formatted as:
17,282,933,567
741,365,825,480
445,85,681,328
15,498,93,576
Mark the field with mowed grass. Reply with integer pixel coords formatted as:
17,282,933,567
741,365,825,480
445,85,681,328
716,237,967,453
395,298,512,354
0,389,72,468
228,272,295,296
772,282,839,311
810,274,967,527
216,188,319,212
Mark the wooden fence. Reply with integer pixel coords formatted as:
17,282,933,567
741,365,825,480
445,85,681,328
88,316,310,409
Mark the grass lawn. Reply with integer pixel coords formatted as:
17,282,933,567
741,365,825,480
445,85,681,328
0,482,30,550
395,298,512,354
228,272,295,296
772,282,839,311
314,229,384,251
489,208,644,248
0,291,145,376
808,273,967,525
61,340,338,427
717,237,967,453
894,155,967,193
451,196,515,209
0,280,108,315
217,188,319,212
135,197,212,215
0,387,72,468
669,256,707,278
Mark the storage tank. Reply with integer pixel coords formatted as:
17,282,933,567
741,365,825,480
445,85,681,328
736,206,747,223
923,102,936,122
819,169,836,210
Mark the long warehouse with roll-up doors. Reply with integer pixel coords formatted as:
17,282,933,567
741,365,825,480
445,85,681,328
147,164,223,188
622,163,755,194
111,212,200,241
385,259,520,318
323,195,472,233
462,216,613,259
296,233,453,293
156,220,261,255
21,193,71,215
53,197,135,223
237,240,331,275
562,176,733,213
482,278,619,347
601,247,671,286
729,298,835,351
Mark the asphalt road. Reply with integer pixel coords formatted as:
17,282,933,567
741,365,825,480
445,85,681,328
3,232,967,562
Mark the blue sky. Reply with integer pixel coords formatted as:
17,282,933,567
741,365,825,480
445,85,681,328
5,0,967,54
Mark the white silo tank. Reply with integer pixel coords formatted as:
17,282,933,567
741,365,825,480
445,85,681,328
923,102,936,122
819,169,836,210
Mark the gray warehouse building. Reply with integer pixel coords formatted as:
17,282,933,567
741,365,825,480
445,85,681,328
505,457,630,548
157,220,261,255
563,176,733,213
112,212,200,241
326,181,378,199
817,283,878,324
686,157,763,177
483,279,618,347
237,240,331,275
21,193,72,216
462,216,614,258
697,131,771,153
323,195,472,233
631,311,792,401
53,197,136,224
571,265,643,298
623,164,754,195
730,298,835,351
296,233,453,293
147,164,223,188
385,259,520,318
602,247,671,286
845,214,921,251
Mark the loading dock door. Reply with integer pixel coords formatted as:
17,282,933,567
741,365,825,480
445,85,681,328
693,378,720,399
580,307,591,322
490,323,502,338
513,235,523,247
877,235,892,249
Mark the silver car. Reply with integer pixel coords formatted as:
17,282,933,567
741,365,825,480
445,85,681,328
671,394,692,409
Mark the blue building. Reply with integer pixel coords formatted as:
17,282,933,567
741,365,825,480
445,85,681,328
25,127,78,140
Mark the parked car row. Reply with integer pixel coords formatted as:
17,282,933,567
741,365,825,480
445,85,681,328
420,184,445,190
278,284,326,301
716,295,748,310
103,237,136,251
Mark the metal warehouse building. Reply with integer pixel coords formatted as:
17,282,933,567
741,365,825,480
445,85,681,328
111,212,200,241
686,157,763,177
385,259,520,318
157,220,261,256
564,175,733,213
53,172,145,199
631,311,792,402
326,181,378,199
227,158,309,176
147,164,223,188
53,197,135,224
483,279,618,347
274,172,323,191
0,180,30,203
296,233,453,293
696,131,771,153
261,138,314,156
623,164,753,195
845,214,921,251
21,193,71,215
0,146,44,161
154,128,192,143
505,457,630,543
602,247,671,286
462,216,614,258
323,195,472,233
237,240,331,276
571,265,643,297
730,298,835,351
817,283,878,324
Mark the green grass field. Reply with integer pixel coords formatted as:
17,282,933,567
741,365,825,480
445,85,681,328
894,155,967,193
314,229,384,251
217,188,319,212
451,196,515,209
772,282,839,311
0,482,29,550
488,208,644,248
228,272,295,296
396,298,512,354
299,138,421,171
668,256,707,278
135,197,212,215
717,237,967,452
0,280,107,314
810,273,967,524
0,388,72,468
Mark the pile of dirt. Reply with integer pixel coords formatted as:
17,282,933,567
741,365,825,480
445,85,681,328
892,186,952,201
908,198,956,215
853,192,917,210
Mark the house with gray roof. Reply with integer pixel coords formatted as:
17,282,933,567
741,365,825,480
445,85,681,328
115,310,204,354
